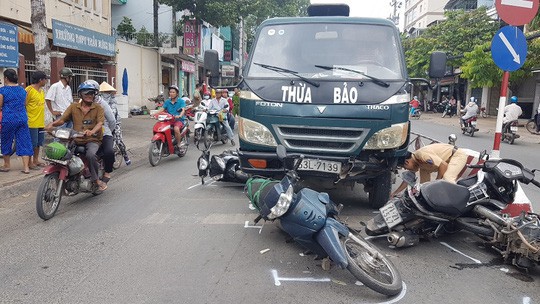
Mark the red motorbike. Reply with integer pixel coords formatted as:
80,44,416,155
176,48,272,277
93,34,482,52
36,128,104,220
148,112,189,166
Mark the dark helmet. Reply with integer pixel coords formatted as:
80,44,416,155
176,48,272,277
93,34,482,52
77,81,99,97
510,96,518,103
60,67,73,78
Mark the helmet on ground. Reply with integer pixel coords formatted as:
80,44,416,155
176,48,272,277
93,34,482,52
77,81,99,96
60,67,73,78
510,96,518,103
44,142,68,160
168,85,179,93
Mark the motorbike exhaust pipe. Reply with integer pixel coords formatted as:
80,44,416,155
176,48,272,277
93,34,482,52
387,231,419,248
473,205,506,226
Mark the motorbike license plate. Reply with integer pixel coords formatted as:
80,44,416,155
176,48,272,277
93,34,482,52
471,121,477,126
298,158,341,173
510,126,518,132
379,202,403,228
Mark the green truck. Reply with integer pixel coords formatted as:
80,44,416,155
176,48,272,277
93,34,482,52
204,4,445,208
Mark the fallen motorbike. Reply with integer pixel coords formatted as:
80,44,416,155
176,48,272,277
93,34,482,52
245,146,403,296
366,156,540,270
206,110,232,145
460,116,478,137
525,113,538,135
36,128,104,220
197,146,249,184
502,120,520,145
148,112,189,166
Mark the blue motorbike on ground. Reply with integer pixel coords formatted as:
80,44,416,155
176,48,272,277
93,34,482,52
245,146,402,296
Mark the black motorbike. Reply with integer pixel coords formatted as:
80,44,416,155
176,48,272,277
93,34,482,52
366,156,540,270
502,120,520,144
197,145,249,184
441,102,453,118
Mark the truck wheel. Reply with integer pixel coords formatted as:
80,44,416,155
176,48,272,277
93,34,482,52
368,171,391,209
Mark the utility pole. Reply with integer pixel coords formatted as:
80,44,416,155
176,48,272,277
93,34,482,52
389,0,402,26
153,0,159,47
172,9,177,48
239,16,244,77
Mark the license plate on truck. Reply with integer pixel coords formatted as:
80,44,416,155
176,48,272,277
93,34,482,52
379,202,403,228
298,159,341,173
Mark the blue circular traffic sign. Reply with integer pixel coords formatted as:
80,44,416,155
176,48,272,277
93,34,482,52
491,26,527,71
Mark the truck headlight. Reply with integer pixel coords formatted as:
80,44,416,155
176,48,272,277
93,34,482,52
268,185,294,219
238,117,277,147
363,122,408,150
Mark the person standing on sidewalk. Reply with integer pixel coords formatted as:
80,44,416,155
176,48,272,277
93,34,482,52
0,69,33,174
25,71,49,169
45,68,73,128
535,101,540,134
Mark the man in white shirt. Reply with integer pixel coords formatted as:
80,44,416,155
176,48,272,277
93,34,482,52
207,89,235,146
503,96,522,133
46,67,74,128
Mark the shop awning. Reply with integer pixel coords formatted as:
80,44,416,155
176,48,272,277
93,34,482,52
18,26,34,44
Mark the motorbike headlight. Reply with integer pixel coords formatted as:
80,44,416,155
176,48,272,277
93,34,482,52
268,185,294,219
363,122,408,150
53,128,71,140
199,158,209,170
238,117,277,147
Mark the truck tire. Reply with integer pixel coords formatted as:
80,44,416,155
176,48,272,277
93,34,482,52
368,171,391,209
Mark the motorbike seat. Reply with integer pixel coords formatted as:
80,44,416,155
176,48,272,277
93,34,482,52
420,180,471,216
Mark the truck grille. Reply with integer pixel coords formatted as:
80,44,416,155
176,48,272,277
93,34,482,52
273,125,369,153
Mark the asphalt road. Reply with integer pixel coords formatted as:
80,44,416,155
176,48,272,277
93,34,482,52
0,116,538,303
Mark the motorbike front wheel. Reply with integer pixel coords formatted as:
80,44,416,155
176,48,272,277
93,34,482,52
525,120,537,134
36,173,63,220
194,128,203,149
343,234,402,296
148,140,163,166
177,135,189,157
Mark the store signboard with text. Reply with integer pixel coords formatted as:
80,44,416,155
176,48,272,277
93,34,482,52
0,22,19,67
52,19,115,57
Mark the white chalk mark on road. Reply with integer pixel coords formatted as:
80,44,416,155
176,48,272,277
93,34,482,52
271,269,331,286
244,220,263,234
188,180,215,189
440,242,482,264
523,296,531,304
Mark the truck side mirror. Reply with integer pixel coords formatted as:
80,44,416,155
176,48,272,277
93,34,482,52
204,50,220,87
428,51,447,79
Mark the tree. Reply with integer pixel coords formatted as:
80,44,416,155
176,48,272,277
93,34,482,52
30,0,51,76
403,7,499,78
136,26,153,46
116,16,137,40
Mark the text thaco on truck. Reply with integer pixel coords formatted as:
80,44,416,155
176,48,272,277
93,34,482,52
204,4,446,208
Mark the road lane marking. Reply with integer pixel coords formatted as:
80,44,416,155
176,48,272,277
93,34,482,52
143,212,171,224
271,269,331,286
440,242,482,264
187,180,215,189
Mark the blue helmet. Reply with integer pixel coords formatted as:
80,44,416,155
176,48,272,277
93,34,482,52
77,81,99,97
510,96,518,103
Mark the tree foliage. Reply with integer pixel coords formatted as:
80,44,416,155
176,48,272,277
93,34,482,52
403,7,499,78
159,0,309,51
116,16,137,40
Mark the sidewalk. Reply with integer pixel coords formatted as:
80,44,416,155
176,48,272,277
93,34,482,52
418,112,540,144
0,116,155,200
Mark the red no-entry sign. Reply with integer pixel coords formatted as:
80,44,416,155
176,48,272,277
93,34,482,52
496,0,539,26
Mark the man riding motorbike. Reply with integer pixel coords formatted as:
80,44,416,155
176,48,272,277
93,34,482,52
45,82,107,192
207,88,235,146
502,96,522,134
460,97,479,127
153,85,187,148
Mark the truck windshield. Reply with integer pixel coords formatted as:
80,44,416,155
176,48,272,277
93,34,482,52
247,23,405,81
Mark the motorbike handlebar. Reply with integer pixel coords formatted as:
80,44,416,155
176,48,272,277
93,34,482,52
467,164,484,169
531,179,540,188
